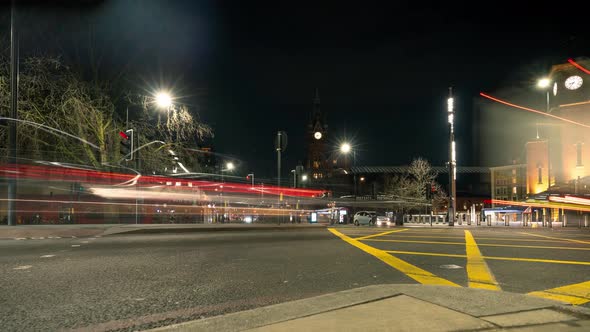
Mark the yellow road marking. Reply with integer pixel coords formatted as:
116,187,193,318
328,228,460,287
374,234,577,243
528,281,590,305
464,230,500,291
364,238,590,251
354,229,408,240
385,250,590,266
518,232,590,245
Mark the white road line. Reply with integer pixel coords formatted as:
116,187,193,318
71,244,81,247
13,265,32,270
14,238,26,240
81,241,90,244
40,255,56,258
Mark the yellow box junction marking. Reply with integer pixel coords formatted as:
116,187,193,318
328,228,460,287
385,250,590,266
354,229,408,240
464,230,501,291
518,232,590,245
364,238,590,251
528,280,590,305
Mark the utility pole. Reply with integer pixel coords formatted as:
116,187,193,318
447,87,456,227
7,2,19,226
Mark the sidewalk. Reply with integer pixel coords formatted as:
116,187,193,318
147,284,590,332
0,223,327,240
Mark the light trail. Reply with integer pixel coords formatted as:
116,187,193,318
0,117,100,149
568,58,590,75
479,92,590,129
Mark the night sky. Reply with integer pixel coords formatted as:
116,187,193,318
2,0,588,179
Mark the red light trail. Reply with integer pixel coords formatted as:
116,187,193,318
479,92,590,129
568,58,590,75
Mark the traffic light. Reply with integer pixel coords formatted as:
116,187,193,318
119,130,133,160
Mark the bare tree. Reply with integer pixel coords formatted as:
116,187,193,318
383,157,440,212
0,56,212,174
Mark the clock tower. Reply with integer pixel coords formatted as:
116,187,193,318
306,88,328,181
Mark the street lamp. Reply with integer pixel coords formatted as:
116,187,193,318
220,162,234,183
339,142,357,195
340,143,351,154
155,92,172,109
301,174,308,182
536,77,552,226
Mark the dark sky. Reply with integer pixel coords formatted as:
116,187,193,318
3,0,588,178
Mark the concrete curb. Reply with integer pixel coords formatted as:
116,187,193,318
145,284,590,332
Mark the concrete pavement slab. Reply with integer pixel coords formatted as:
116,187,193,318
147,284,590,332
480,308,577,327
247,295,494,332
384,284,563,317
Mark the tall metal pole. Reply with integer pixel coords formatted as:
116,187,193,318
277,132,282,188
8,2,19,226
546,90,551,191
447,87,456,226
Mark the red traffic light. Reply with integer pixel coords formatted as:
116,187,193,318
119,131,129,140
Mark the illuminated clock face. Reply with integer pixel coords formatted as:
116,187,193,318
564,75,583,90
314,131,322,140
553,82,558,96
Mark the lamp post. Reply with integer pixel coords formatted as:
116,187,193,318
340,142,357,196
447,88,456,227
291,169,296,188
537,77,552,228
221,162,234,182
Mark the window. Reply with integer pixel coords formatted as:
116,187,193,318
512,186,517,194
538,166,543,184
313,161,320,168
576,143,583,166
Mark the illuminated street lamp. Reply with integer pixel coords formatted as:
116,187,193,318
339,142,357,195
226,162,235,171
301,174,308,182
340,142,351,154
536,77,553,226
537,77,550,89
155,91,172,109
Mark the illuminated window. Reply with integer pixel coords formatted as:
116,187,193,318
332,159,337,165
313,173,318,179
512,186,517,194
577,143,583,166
313,161,320,168
537,166,542,184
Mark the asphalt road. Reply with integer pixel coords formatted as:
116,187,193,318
1,226,589,331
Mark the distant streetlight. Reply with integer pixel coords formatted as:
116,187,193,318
339,142,357,195
155,91,172,109
340,142,351,154
301,174,308,182
226,162,235,171
360,176,365,182
537,77,550,89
